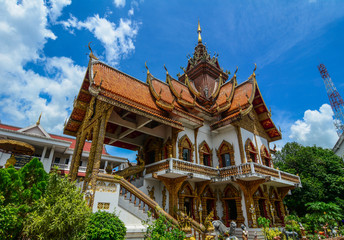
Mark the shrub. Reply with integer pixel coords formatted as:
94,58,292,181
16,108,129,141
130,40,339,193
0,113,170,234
23,171,90,239
86,211,126,240
143,212,185,240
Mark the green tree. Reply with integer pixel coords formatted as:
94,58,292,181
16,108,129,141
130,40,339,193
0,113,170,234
274,142,344,217
23,171,91,240
303,202,343,232
0,158,48,239
85,211,126,240
143,212,185,240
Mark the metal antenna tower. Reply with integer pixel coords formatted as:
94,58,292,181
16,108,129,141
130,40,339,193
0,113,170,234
317,63,344,136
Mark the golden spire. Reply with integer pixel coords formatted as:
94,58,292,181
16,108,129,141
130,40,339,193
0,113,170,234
197,20,202,43
36,112,42,125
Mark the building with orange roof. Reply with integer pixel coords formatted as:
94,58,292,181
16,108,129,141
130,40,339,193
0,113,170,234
64,22,300,237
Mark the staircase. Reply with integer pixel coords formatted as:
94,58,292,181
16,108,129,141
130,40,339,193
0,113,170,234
247,228,265,240
97,173,212,240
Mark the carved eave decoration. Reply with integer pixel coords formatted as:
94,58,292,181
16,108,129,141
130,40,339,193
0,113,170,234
209,76,256,131
250,70,282,141
166,72,196,109
146,67,176,112
210,76,236,115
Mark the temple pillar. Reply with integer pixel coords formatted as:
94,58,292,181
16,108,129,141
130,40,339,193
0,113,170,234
70,132,87,181
171,128,179,158
89,105,113,207
235,126,246,164
157,175,187,216
83,120,100,191
235,178,268,228
194,128,199,164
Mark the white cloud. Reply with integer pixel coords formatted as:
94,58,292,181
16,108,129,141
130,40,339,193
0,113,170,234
0,0,84,134
128,8,134,16
62,15,139,65
289,104,338,148
0,0,56,70
48,0,71,22
114,0,125,8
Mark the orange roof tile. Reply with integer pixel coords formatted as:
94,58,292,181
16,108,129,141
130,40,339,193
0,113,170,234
228,81,253,112
216,81,233,106
152,78,174,104
170,78,194,103
93,63,161,112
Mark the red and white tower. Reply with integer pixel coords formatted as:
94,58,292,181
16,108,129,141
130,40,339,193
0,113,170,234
318,63,344,136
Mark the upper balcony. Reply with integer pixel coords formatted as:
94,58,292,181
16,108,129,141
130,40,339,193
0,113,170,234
145,158,300,187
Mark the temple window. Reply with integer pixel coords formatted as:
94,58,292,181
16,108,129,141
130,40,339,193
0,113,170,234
216,140,235,167
65,158,69,165
201,186,217,221
260,145,272,167
221,153,231,167
203,153,210,166
220,184,244,226
183,148,191,161
199,141,212,166
245,139,258,163
178,135,194,162
179,182,196,218
54,157,60,164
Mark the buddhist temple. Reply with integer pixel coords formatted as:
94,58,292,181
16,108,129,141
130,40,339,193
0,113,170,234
64,22,300,239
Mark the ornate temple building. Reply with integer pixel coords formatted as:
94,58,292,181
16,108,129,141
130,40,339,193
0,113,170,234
64,22,300,239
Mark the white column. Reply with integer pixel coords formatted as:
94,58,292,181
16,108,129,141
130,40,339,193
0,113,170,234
41,146,47,162
68,154,72,170
43,146,55,173
104,160,108,170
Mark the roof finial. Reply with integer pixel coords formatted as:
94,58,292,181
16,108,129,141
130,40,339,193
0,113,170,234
88,42,98,60
36,112,42,125
197,20,202,44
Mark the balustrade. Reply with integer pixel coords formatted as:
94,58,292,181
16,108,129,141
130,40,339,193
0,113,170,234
145,158,300,185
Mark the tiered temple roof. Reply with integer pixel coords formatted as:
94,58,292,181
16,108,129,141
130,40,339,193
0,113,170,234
64,22,281,144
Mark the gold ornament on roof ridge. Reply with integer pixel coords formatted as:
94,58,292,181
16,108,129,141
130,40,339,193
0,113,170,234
88,42,98,60
36,112,42,125
197,20,202,43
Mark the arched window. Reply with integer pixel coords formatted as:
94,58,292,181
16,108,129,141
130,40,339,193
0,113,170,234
178,135,194,162
253,186,269,221
220,184,244,226
245,138,258,163
199,141,212,166
269,187,283,225
260,145,272,167
179,182,195,218
216,140,235,167
201,186,217,220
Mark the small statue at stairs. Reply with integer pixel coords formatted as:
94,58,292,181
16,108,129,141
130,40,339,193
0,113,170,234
241,224,248,240
212,220,238,240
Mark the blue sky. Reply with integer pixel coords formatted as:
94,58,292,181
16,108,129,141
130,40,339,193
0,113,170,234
0,0,343,160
